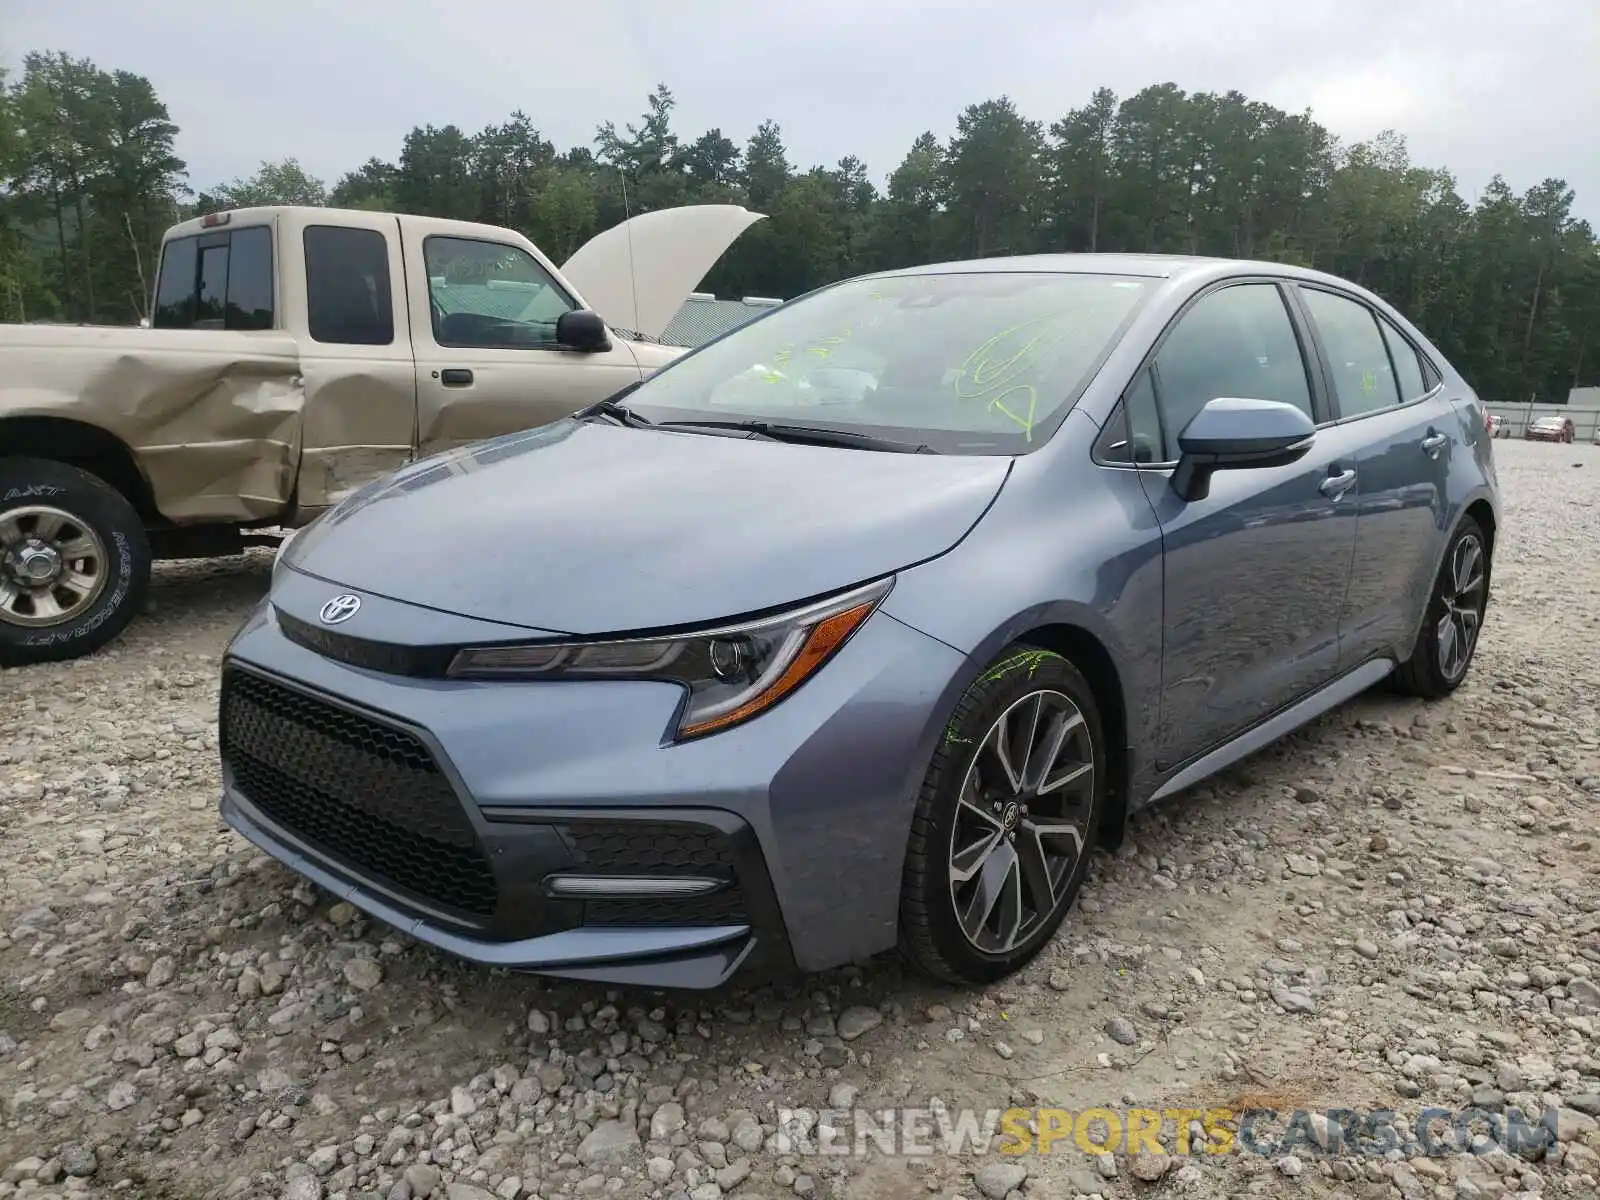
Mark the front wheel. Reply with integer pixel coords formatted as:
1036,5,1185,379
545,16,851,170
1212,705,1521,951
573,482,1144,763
1391,516,1488,699
899,647,1106,984
0,457,152,667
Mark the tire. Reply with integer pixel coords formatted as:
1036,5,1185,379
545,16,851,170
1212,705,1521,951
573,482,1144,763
0,457,152,667
1391,515,1489,699
899,646,1107,984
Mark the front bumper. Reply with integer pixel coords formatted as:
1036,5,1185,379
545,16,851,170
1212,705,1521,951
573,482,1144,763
218,580,970,986
218,659,792,988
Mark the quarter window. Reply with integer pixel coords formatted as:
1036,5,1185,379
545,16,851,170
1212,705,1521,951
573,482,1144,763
1095,370,1165,464
1377,314,1428,402
152,226,275,331
424,236,577,349
1149,283,1314,460
305,226,394,346
1300,288,1402,416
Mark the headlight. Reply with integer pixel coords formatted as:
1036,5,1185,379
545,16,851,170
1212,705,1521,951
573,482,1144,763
446,577,892,740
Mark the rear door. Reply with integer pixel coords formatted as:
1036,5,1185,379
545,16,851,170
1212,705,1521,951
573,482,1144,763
400,225,644,458
283,212,418,511
1118,279,1366,770
1290,284,1454,666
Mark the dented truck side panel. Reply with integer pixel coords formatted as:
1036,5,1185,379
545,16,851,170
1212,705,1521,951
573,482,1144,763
0,324,304,522
274,209,419,515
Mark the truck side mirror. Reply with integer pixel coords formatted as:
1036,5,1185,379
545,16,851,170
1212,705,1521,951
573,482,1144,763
556,309,612,353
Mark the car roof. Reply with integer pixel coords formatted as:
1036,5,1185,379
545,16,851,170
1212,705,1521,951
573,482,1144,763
865,252,1375,292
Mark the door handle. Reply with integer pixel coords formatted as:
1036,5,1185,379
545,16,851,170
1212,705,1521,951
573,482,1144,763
1421,430,1447,456
439,368,474,388
1319,468,1357,499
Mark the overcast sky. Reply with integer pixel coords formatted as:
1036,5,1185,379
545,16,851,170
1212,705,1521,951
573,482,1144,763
6,0,1598,222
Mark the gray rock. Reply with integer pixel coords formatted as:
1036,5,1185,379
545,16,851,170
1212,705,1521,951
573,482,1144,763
578,1118,641,1165
1104,1016,1137,1046
282,1165,323,1200
57,1144,96,1178
974,1161,1028,1198
651,1101,687,1140
835,1006,882,1041
1129,1152,1169,1182
403,1164,441,1198
343,957,383,990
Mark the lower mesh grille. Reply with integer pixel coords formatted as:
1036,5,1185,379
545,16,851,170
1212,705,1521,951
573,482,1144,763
221,668,499,918
564,821,747,927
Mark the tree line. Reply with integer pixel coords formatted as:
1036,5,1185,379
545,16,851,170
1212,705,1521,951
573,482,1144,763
2,49,1596,403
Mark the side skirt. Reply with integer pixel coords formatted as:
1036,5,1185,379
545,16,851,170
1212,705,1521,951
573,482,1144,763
1145,657,1396,805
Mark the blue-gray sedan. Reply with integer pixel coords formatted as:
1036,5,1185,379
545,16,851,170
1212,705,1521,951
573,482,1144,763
220,254,1500,989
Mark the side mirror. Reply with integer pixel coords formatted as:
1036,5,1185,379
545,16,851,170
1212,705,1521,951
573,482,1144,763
1170,397,1315,503
556,309,612,353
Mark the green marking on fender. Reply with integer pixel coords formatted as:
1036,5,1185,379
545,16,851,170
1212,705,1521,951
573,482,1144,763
944,649,1064,744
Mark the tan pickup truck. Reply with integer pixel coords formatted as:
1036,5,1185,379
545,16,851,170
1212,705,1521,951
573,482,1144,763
0,202,764,667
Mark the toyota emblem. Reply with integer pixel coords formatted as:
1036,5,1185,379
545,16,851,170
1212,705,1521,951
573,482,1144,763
319,594,362,625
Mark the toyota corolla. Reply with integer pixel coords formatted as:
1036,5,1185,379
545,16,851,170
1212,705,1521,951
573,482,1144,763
219,255,1499,989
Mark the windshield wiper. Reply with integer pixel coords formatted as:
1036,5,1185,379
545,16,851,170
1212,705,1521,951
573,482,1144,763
577,384,655,428
657,419,938,454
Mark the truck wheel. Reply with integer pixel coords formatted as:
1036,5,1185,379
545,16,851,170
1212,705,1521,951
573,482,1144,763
0,457,152,667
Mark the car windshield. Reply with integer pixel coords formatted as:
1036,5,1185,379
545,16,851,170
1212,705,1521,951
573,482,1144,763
625,270,1153,454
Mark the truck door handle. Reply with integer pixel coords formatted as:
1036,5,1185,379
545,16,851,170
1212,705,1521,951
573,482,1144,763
439,368,474,388
1319,467,1357,499
1420,430,1447,456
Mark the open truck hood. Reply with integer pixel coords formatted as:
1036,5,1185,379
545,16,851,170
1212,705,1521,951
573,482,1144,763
560,205,765,341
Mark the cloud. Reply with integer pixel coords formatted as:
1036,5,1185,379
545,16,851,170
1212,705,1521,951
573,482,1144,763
6,0,1597,219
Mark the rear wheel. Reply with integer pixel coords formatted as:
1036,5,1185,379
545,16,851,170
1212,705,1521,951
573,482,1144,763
1392,516,1488,699
0,457,151,667
899,647,1106,984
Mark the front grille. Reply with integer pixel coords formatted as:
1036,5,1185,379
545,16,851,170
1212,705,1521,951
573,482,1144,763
276,609,455,677
221,668,499,918
564,821,746,927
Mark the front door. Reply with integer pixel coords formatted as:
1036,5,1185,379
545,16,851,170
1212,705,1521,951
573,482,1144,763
1127,280,1363,770
1291,285,1456,665
400,226,644,457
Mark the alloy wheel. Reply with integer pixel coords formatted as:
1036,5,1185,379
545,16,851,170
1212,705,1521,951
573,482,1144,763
1436,532,1486,682
0,504,109,628
948,689,1096,955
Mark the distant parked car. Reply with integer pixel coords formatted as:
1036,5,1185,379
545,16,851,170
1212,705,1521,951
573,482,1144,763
1485,413,1506,437
1524,415,1575,442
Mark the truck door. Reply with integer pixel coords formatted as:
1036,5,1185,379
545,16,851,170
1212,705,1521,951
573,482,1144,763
283,211,418,513
399,224,644,457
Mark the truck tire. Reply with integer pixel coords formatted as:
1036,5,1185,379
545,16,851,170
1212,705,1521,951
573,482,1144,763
0,456,152,667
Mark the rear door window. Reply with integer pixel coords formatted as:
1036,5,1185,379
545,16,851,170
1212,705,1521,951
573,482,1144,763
1376,314,1429,402
153,226,275,331
1299,287,1402,417
304,226,395,345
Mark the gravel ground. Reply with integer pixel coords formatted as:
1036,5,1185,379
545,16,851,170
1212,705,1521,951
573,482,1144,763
2,439,1599,1200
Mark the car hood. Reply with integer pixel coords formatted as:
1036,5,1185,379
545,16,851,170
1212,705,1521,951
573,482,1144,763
281,419,1011,635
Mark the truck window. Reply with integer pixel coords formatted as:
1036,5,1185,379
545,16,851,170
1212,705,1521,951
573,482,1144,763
152,226,275,331
304,226,394,345
424,235,576,350
152,236,197,327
